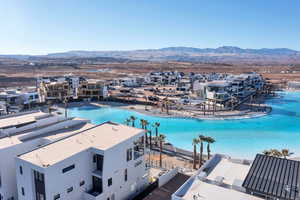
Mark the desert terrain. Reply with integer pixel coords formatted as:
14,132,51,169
1,60,300,88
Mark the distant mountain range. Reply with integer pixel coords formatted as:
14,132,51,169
2,46,300,64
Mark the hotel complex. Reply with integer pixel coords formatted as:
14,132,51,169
1,72,299,200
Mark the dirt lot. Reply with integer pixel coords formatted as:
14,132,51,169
1,61,300,87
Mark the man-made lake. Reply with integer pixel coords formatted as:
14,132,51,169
68,92,300,158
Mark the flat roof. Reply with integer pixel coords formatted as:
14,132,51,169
243,154,300,200
206,81,230,87
19,122,144,167
0,111,47,129
207,158,250,186
0,118,92,150
182,178,262,200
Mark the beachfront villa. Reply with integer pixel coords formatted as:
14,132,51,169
172,154,300,200
192,72,265,108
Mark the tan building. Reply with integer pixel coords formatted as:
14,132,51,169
78,79,108,100
37,76,108,102
38,81,72,102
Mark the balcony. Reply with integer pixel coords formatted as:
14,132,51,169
83,190,104,200
92,170,103,178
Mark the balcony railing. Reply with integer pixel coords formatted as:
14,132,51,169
83,189,103,200
92,170,103,178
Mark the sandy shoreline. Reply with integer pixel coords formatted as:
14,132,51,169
57,91,291,120
62,99,271,121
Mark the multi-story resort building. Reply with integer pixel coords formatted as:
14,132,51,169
37,76,108,102
192,72,265,108
172,154,300,200
0,111,91,200
0,111,148,200
37,76,81,102
0,89,40,112
16,122,148,200
78,79,108,100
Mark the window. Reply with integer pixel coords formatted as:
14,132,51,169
62,164,75,173
126,148,132,161
124,169,128,182
108,178,112,187
34,171,45,200
67,187,73,193
80,180,85,186
34,171,44,182
21,187,25,196
19,166,23,175
53,194,60,200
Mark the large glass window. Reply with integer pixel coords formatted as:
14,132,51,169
126,148,132,161
133,137,144,160
34,170,45,200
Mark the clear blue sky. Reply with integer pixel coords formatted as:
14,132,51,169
1,0,300,55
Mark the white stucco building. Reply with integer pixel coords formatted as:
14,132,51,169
16,122,149,200
0,111,90,200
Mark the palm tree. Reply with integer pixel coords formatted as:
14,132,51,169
206,136,215,160
165,99,171,115
47,100,53,114
263,149,272,156
144,120,149,145
263,149,283,158
281,149,294,159
140,119,145,129
198,135,206,168
149,130,153,150
124,118,131,126
192,138,199,169
63,98,68,118
270,149,283,158
154,122,160,146
140,119,149,145
130,115,137,127
158,134,166,168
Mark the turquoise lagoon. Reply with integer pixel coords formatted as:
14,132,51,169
68,92,300,158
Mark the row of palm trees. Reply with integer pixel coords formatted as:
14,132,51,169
192,135,216,169
263,149,293,159
125,116,162,148
124,116,166,167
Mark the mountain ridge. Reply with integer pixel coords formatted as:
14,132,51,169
1,46,300,64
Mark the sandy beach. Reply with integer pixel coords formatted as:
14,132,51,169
77,100,272,120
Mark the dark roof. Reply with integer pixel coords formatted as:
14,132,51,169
242,154,300,200
143,173,190,200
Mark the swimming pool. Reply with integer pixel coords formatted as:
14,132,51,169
68,91,300,158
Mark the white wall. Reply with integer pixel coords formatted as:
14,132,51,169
100,134,148,200
15,131,149,200
0,138,47,200
158,168,178,188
